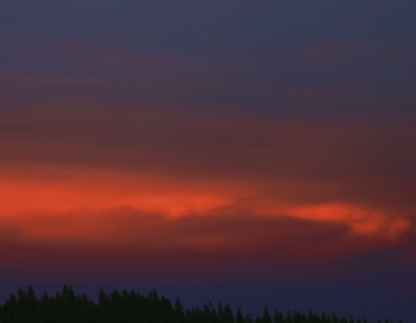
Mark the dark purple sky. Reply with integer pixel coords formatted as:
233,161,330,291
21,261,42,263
1,1,416,322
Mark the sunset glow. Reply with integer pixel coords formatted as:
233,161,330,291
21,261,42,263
1,1,416,321
1,165,410,245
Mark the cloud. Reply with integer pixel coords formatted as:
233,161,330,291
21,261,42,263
0,112,415,246
1,198,414,284
1,81,415,284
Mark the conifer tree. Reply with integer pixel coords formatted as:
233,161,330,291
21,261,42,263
245,312,254,323
236,305,245,323
224,304,235,323
0,285,406,323
262,305,272,323
273,308,284,323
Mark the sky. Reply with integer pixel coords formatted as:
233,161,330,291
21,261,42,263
1,1,416,321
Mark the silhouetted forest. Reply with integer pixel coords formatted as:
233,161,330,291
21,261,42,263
0,285,406,323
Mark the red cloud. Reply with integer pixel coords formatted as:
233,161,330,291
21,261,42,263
1,108,415,284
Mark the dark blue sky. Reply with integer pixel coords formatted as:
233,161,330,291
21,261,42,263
2,1,415,116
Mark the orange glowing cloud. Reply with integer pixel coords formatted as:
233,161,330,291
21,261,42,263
0,158,407,234
0,164,409,250
248,200,410,238
289,204,410,238
0,163,249,223
0,207,405,284
1,110,416,282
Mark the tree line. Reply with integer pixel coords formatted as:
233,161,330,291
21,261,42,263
0,285,406,323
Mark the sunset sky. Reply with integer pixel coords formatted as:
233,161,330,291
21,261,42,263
1,1,416,321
